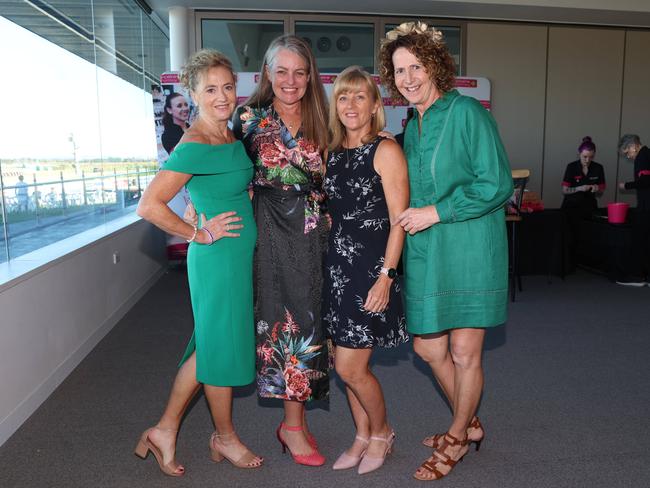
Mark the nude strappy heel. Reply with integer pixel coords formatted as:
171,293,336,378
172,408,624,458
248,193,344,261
332,435,369,470
357,429,395,475
209,431,263,469
134,426,185,477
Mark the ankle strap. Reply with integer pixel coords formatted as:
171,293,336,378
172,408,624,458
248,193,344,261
369,430,395,443
355,435,369,444
211,431,236,439
442,432,468,446
280,422,304,432
153,426,178,433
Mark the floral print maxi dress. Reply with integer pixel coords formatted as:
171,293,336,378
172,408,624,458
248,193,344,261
233,104,329,402
322,137,408,349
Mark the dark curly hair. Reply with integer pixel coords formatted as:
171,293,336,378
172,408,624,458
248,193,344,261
378,30,456,103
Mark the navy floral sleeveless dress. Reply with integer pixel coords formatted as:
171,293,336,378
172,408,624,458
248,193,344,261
233,104,329,402
323,137,408,349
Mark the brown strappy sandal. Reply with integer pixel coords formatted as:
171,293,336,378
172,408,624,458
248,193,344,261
422,416,484,451
414,432,469,481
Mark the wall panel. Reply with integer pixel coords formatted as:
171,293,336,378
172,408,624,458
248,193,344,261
466,22,548,195
543,27,625,208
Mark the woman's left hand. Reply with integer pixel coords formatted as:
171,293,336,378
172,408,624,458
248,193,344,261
363,277,391,313
396,205,440,235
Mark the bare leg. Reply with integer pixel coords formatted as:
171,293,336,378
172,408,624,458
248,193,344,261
280,400,313,455
335,347,390,458
342,385,371,457
413,333,455,409
447,328,485,439
147,352,200,468
414,328,485,480
204,385,262,466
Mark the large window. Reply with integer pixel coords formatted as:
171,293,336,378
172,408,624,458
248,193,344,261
201,19,284,72
0,1,169,265
196,13,465,75
295,21,375,72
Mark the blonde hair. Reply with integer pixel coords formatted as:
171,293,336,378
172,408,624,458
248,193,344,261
180,49,236,93
328,66,386,151
244,35,329,152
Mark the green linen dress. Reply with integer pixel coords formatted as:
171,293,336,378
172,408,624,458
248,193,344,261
403,89,513,334
163,141,257,386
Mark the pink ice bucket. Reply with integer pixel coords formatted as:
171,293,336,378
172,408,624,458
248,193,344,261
607,202,629,224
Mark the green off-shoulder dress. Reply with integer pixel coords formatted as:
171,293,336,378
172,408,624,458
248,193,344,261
164,141,257,386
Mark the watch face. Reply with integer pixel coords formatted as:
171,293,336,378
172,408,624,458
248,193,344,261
387,268,397,279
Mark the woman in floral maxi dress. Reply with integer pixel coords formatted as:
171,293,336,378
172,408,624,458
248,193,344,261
232,35,329,466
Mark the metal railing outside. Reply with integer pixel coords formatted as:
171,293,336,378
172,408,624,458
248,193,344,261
0,166,156,263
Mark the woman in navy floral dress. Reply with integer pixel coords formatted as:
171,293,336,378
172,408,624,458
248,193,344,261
323,67,409,474
232,35,329,466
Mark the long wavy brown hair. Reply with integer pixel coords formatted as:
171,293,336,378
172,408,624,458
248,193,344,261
378,27,456,103
244,35,329,152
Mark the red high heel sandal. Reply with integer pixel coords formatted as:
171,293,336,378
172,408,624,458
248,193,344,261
276,422,325,466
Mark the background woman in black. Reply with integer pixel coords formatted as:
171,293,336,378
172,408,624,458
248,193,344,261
616,134,650,285
561,136,606,263
561,136,606,215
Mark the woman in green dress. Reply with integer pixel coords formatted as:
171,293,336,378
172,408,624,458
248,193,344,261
134,50,262,476
379,22,513,480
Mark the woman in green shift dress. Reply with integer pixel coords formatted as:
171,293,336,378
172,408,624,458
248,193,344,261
134,50,262,476
379,23,513,480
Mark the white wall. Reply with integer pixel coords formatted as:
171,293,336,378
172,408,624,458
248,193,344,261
0,219,167,446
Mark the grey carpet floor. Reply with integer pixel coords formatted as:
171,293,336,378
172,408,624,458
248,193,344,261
1,268,649,488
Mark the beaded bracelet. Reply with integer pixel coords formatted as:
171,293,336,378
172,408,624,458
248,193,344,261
186,224,198,243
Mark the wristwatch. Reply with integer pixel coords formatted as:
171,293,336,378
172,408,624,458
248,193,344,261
380,267,397,279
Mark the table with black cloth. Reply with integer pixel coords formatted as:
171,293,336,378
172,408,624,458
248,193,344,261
513,209,571,278
514,208,640,281
574,209,638,280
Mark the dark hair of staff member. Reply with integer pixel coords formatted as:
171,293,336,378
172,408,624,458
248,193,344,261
561,136,606,215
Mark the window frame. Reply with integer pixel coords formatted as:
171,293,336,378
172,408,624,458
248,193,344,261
194,11,466,74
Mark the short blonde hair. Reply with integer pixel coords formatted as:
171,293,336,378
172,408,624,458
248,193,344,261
180,49,236,93
328,66,386,151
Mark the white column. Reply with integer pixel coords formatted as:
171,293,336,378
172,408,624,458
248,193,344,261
169,6,190,71
94,7,117,73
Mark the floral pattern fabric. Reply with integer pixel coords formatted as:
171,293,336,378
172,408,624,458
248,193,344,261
323,137,409,349
233,104,329,401
237,105,326,234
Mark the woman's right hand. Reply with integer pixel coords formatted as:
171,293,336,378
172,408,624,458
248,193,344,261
196,211,243,243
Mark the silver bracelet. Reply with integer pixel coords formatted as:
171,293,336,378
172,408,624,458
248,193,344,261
186,224,198,243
